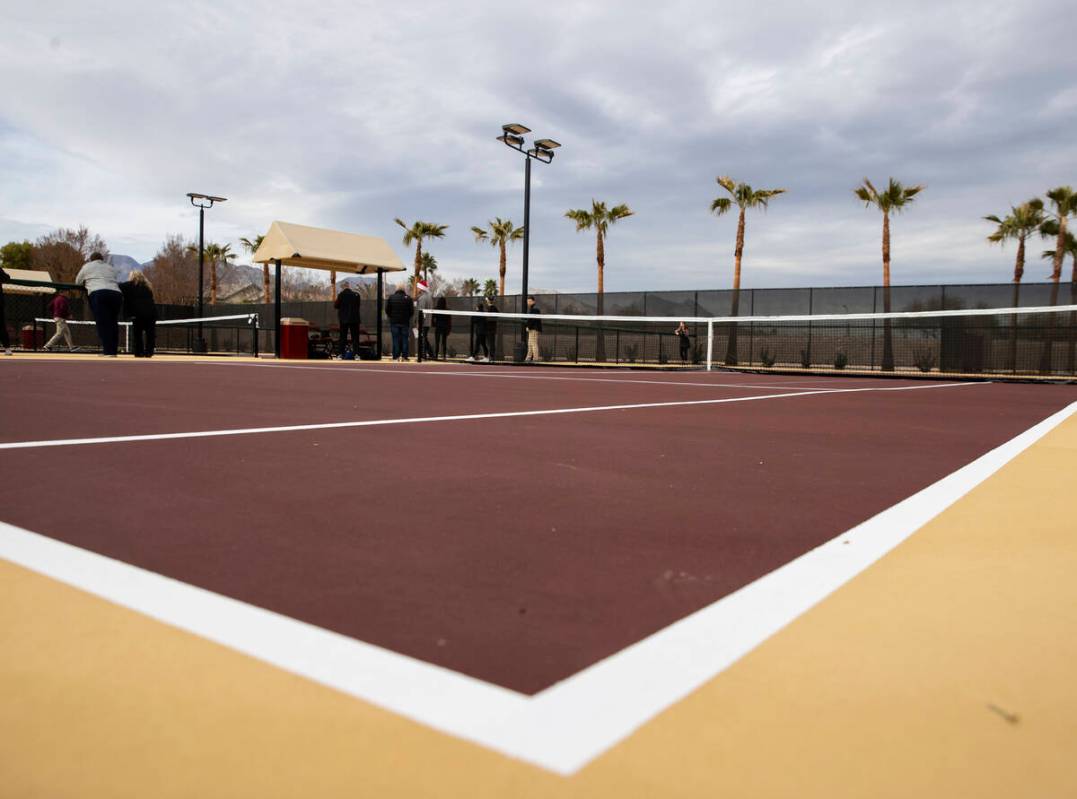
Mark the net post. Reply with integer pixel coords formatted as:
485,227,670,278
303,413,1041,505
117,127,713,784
706,319,714,371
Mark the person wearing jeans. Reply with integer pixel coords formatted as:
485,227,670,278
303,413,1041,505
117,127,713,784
385,284,414,361
75,253,123,356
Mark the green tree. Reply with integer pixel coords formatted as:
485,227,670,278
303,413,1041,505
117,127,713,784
985,199,1046,370
1,241,33,271
32,226,109,284
1040,224,1077,373
854,177,925,371
186,242,236,304
1036,187,1077,372
710,177,786,365
470,218,523,297
420,251,438,282
482,278,498,298
395,219,448,298
239,234,268,302
460,278,480,296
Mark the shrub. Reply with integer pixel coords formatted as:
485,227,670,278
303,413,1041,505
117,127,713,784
834,351,848,370
760,348,776,367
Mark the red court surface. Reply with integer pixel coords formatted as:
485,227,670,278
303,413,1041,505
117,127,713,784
2,360,1076,694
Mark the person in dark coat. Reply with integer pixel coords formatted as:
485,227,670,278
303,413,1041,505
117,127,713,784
525,295,543,361
0,266,12,355
433,296,452,360
334,284,361,358
385,284,414,361
119,270,157,357
674,321,691,364
484,297,499,362
469,299,488,361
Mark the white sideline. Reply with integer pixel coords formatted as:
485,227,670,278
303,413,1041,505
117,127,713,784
2,399,1071,774
0,381,984,451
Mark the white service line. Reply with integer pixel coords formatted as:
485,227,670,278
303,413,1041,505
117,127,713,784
2,399,1071,775
0,382,984,451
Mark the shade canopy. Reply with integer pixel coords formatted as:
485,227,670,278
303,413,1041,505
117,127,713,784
252,221,406,275
4,269,57,295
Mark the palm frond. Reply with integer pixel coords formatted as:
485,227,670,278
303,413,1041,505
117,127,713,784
710,197,733,215
565,209,594,231
470,226,488,243
716,176,737,195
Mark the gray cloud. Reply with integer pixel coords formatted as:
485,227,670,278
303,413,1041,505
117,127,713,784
0,0,1073,293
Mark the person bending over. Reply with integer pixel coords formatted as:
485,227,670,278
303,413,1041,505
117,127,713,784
75,253,123,357
119,271,157,357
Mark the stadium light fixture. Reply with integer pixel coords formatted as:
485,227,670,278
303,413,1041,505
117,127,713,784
496,123,561,358
187,192,228,352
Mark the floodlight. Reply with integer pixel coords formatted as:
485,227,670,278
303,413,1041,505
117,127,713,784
528,148,554,163
497,133,525,148
186,192,228,203
502,123,531,135
533,139,561,150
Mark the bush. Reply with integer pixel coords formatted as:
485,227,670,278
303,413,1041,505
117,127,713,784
799,349,811,368
914,348,936,372
834,351,848,370
760,348,776,367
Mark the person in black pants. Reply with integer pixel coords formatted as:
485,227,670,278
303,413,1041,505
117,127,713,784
485,298,499,362
674,321,691,364
433,296,452,360
469,300,488,361
119,271,157,357
75,253,123,356
385,284,414,361
0,266,12,355
334,284,361,357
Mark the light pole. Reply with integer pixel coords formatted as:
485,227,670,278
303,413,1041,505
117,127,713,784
186,192,227,352
497,123,559,358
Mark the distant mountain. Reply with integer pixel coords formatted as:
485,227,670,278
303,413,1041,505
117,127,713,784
107,254,143,280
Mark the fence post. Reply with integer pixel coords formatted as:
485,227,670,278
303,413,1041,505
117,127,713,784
706,320,714,371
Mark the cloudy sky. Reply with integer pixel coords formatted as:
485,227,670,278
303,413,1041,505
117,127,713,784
1,0,1074,293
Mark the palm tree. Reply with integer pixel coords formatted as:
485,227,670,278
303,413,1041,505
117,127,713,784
239,235,268,303
186,241,235,304
565,200,634,362
710,177,786,365
482,279,498,298
1037,187,1077,372
985,199,1045,371
419,252,438,282
854,178,925,371
470,218,524,297
395,219,448,298
461,278,480,297
1040,225,1077,373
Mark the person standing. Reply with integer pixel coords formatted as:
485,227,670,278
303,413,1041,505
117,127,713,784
75,253,123,357
385,283,414,361
433,296,452,360
525,295,542,362
485,297,499,362
468,299,488,361
119,271,157,357
674,321,691,364
334,283,361,358
415,280,434,359
43,291,75,351
0,266,12,355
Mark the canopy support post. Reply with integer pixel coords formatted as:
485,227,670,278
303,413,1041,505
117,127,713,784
274,259,282,358
376,269,384,360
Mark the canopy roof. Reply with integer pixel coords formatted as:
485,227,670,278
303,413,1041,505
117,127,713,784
4,269,57,295
252,221,406,274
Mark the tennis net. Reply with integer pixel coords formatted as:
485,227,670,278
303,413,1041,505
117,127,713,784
30,313,260,356
418,304,1077,376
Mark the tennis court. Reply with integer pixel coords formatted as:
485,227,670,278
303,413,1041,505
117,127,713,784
2,356,1076,795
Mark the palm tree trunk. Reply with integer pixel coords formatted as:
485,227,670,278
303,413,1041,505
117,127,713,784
498,241,507,297
881,211,894,371
330,270,337,300
725,209,746,366
262,264,270,303
1040,243,1063,374
413,242,423,298
210,259,217,305
596,230,606,361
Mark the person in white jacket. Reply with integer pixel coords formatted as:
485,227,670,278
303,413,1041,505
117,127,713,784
75,253,123,356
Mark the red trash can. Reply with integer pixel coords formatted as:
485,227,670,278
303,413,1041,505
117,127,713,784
21,324,44,350
279,318,310,359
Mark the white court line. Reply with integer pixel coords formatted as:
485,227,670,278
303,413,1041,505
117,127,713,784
194,359,954,393
2,398,1071,774
0,382,983,451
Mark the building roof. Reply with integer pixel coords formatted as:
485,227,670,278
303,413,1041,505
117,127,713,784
252,221,406,275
